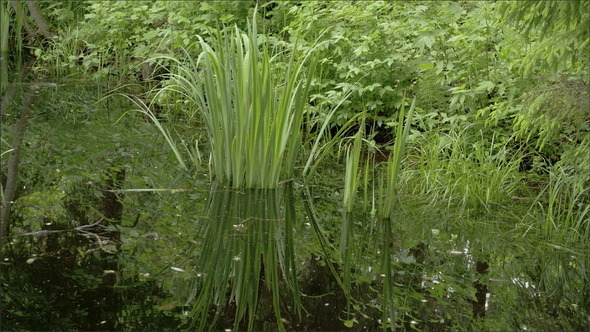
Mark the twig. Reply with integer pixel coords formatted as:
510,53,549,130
16,219,111,251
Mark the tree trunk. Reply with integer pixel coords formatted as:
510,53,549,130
25,1,55,39
9,1,36,39
1,65,29,117
1,85,36,252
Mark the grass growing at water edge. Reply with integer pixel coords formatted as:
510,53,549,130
403,129,525,213
532,165,590,241
153,13,322,188
378,95,415,331
379,96,416,219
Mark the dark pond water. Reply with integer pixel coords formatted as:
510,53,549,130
2,180,588,331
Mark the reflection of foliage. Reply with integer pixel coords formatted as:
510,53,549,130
1,80,189,330
1,242,181,331
186,185,300,331
114,276,183,331
2,251,115,331
12,189,65,233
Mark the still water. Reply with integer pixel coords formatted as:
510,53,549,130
2,181,588,331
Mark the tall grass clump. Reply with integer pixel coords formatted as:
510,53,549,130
533,165,590,241
338,119,366,318
379,96,416,219
377,96,415,332
343,119,365,212
404,129,524,212
156,13,319,188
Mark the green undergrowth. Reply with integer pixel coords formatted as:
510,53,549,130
2,2,589,331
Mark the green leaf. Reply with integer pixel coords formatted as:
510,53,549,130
415,31,436,50
353,44,369,56
419,62,434,70
142,30,159,40
475,80,495,93
448,35,464,43
449,84,467,93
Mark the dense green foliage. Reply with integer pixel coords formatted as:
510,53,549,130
1,1,588,331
